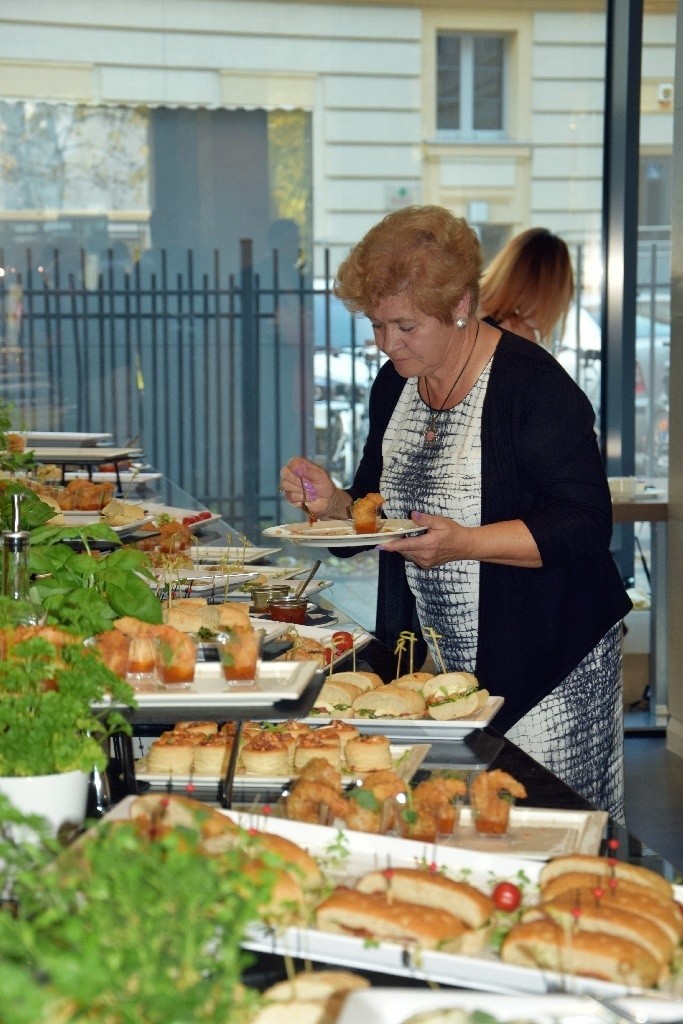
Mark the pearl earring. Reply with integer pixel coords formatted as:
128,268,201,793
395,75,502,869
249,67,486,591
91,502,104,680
456,316,468,329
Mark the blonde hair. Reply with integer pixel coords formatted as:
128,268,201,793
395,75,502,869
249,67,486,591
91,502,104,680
334,205,482,323
479,227,574,345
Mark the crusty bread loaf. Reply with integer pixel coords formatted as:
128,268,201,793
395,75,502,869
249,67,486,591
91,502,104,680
248,830,323,890
313,681,361,717
523,897,674,970
316,888,466,951
264,970,370,1002
130,793,239,841
390,671,434,692
351,684,426,720
327,670,382,693
356,868,494,930
539,873,683,945
500,917,661,988
539,853,674,901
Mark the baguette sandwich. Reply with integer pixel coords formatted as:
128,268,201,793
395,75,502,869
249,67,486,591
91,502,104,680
539,853,674,902
390,671,434,693
312,680,362,717
356,868,495,931
421,672,488,720
315,887,467,951
327,670,383,693
500,917,661,987
351,684,426,720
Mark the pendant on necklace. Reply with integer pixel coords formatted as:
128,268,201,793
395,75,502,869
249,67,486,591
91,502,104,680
424,426,438,446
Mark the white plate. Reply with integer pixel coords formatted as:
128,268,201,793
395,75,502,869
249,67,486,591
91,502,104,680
300,696,505,738
120,658,316,707
18,430,112,446
65,469,163,485
268,623,372,662
232,816,665,999
61,512,155,537
337,989,683,1024
144,503,223,533
135,743,430,790
263,518,427,548
190,545,281,563
151,568,259,595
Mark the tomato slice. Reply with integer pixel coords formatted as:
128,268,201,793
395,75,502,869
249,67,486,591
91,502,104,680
491,881,522,912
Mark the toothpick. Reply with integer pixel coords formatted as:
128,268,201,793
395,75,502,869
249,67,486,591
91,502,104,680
423,626,446,673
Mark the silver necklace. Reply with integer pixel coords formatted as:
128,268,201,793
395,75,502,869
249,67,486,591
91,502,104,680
422,321,480,447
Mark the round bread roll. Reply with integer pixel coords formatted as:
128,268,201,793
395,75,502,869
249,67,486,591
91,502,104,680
390,671,434,692
192,733,233,776
351,684,426,720
327,670,383,693
294,733,342,771
146,730,200,773
241,732,289,775
174,720,217,735
344,734,393,772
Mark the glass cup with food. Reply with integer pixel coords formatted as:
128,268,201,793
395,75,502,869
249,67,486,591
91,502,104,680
350,492,385,535
215,627,261,686
154,630,198,688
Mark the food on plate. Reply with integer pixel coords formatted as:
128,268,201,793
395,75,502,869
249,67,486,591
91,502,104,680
135,519,193,554
538,852,675,902
314,720,359,750
153,627,198,685
243,829,324,891
491,881,522,912
390,670,434,692
145,730,199,773
192,732,234,775
469,770,527,835
351,684,426,720
286,777,350,826
351,492,384,534
422,672,489,720
327,670,382,693
174,719,218,735
216,626,260,681
275,629,328,666
312,680,362,717
101,498,146,526
91,628,130,677
522,893,675,974
500,917,661,987
411,774,467,834
315,888,466,951
356,867,495,938
130,793,240,842
241,731,290,775
52,478,115,511
255,969,370,1024
344,733,392,772
293,731,343,772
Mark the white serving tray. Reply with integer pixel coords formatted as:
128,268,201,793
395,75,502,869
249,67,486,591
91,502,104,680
135,743,430,793
440,805,607,859
337,989,683,1024
105,659,316,708
300,695,505,739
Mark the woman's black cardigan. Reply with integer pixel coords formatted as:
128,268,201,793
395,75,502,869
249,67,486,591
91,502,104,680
345,331,631,733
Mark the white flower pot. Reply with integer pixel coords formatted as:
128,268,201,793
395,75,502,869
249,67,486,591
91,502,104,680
0,770,90,836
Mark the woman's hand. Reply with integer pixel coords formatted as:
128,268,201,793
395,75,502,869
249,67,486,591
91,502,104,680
279,457,345,520
380,511,542,569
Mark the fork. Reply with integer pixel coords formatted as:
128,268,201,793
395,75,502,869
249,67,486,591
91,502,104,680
300,478,318,523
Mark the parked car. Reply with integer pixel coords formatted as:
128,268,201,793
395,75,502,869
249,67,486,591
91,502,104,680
556,305,670,474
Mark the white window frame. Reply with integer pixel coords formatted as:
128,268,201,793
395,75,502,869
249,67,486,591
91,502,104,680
436,32,508,142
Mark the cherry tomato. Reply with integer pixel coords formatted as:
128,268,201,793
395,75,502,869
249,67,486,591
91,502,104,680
330,630,354,653
491,881,522,912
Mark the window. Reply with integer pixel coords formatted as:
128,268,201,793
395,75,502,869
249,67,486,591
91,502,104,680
437,33,506,136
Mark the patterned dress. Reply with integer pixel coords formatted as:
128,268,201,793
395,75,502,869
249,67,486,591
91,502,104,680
379,365,625,823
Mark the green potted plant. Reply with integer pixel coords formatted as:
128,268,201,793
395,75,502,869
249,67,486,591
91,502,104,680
0,795,276,1024
0,632,136,835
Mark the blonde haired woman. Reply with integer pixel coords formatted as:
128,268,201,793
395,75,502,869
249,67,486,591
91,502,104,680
479,227,574,347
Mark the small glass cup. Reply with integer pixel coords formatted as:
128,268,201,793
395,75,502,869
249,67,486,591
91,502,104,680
126,636,159,691
352,511,379,535
472,796,515,836
215,628,260,685
154,633,198,688
251,584,291,612
268,596,308,625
